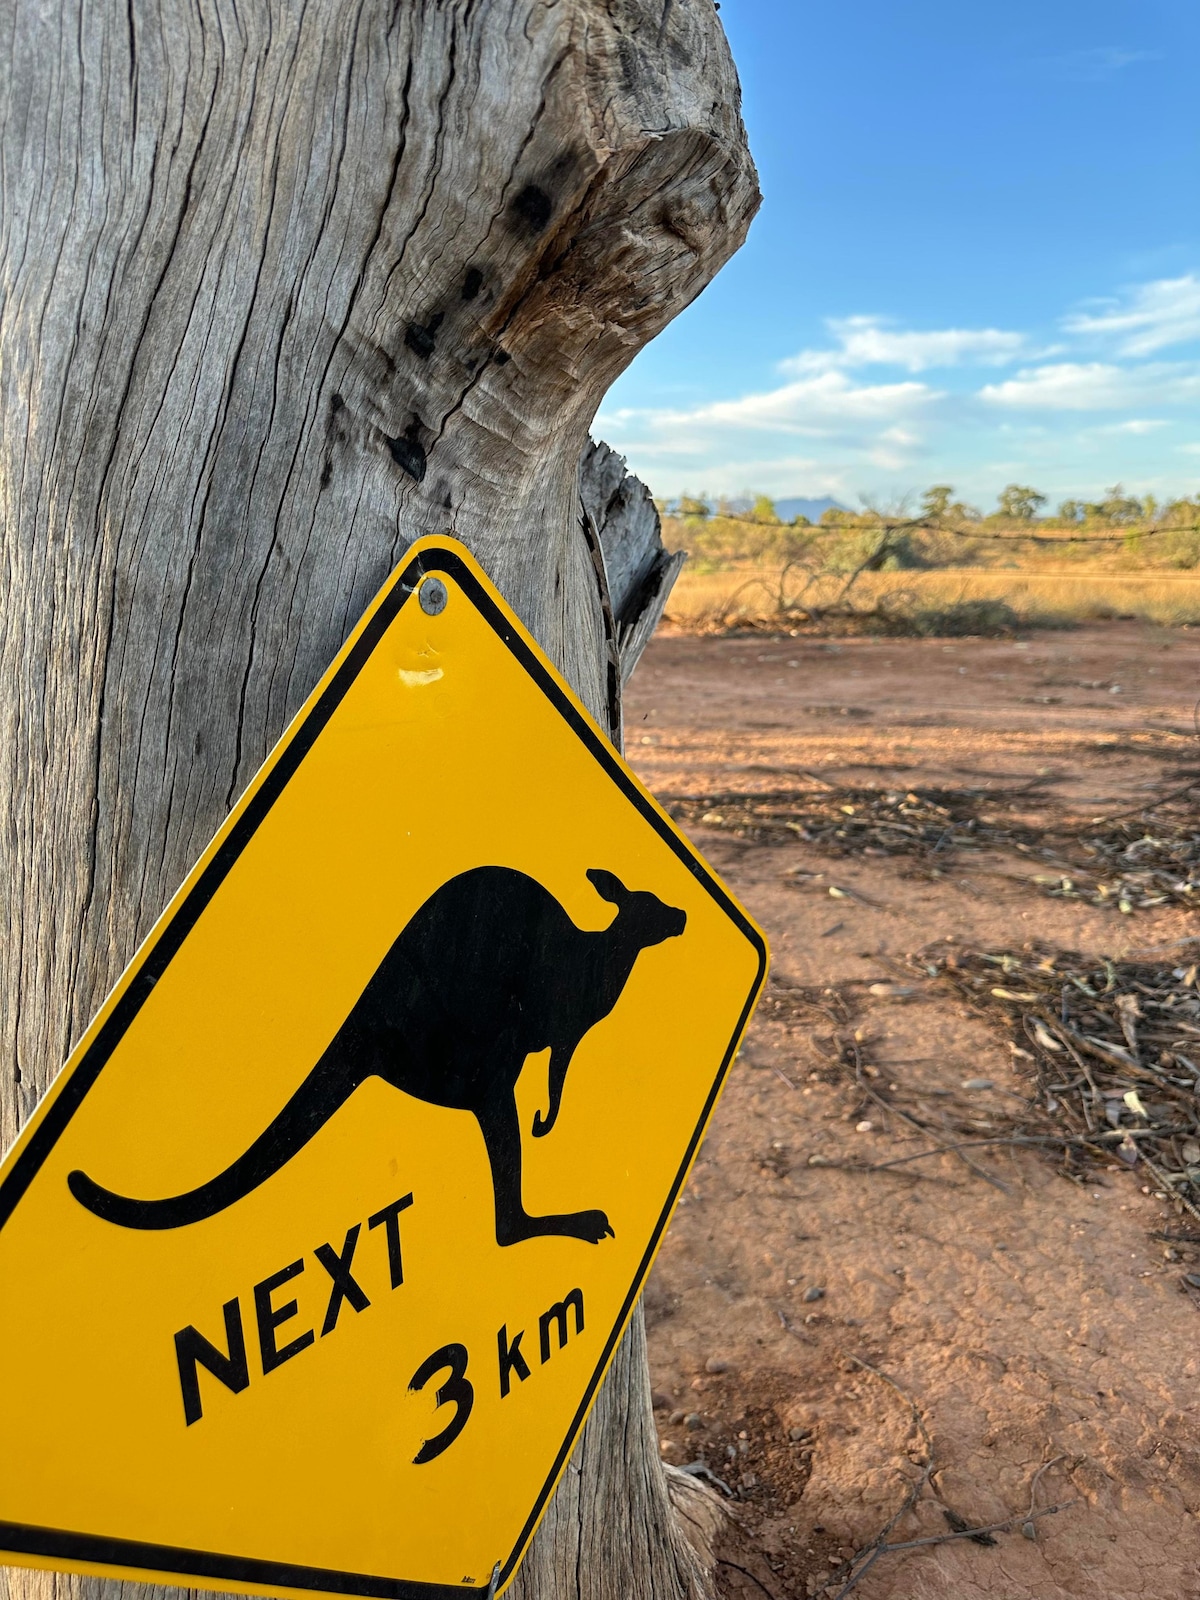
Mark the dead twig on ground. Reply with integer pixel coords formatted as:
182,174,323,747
758,977,1011,1191
1024,1454,1068,1538
828,1500,1074,1589
716,1559,779,1600
818,1362,1076,1598
820,1359,935,1599
857,1127,1184,1173
1072,775,1200,829
680,1461,735,1498
842,1029,1011,1193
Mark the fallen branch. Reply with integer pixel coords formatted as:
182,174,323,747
822,1421,1077,1600
827,1499,1076,1592
859,1126,1176,1174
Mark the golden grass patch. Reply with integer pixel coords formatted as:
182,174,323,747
666,563,1200,631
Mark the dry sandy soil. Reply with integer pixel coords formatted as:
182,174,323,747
625,623,1200,1600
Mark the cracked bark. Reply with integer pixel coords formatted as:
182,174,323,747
0,3,757,1599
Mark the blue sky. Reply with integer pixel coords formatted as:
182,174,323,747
597,0,1200,512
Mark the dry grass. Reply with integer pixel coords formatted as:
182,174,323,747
666,562,1200,632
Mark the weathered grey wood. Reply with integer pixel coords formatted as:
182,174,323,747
0,3,756,1600
581,437,687,685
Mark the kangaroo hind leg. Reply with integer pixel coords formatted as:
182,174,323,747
476,1093,613,1247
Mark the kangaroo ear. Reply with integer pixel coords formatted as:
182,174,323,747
587,867,629,906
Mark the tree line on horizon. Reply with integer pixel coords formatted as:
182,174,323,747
662,484,1200,531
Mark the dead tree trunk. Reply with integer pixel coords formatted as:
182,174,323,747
0,4,757,1599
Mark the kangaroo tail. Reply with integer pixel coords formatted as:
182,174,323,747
67,1059,360,1229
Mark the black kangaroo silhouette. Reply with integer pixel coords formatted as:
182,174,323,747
68,866,686,1246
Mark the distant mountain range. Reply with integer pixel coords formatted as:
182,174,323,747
773,496,847,523
663,494,849,522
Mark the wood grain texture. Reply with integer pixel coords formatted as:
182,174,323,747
0,2,756,1597
580,437,686,685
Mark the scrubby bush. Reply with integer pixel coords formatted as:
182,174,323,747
864,595,1022,637
749,495,781,525
908,597,1022,636
818,527,925,574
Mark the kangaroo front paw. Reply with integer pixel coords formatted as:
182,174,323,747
571,1209,614,1244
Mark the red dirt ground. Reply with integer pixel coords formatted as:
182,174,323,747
627,623,1200,1600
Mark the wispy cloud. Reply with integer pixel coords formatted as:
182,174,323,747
1093,419,1171,436
1037,46,1162,83
980,361,1200,411
600,370,938,443
781,316,1025,375
1063,274,1200,356
596,372,939,497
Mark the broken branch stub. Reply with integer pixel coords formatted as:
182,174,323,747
581,438,688,686
0,2,756,1599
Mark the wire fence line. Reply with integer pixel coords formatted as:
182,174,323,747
916,520,1200,547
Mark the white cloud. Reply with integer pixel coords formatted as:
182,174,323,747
979,361,1200,411
654,456,850,499
595,373,940,499
1093,418,1170,436
879,427,921,446
598,370,938,444
1064,275,1200,355
782,316,1025,375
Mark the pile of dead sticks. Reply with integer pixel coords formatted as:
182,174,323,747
912,942,1200,1216
666,778,1200,912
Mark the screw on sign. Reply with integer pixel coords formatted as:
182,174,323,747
0,538,766,1600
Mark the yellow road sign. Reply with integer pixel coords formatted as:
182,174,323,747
0,537,766,1600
